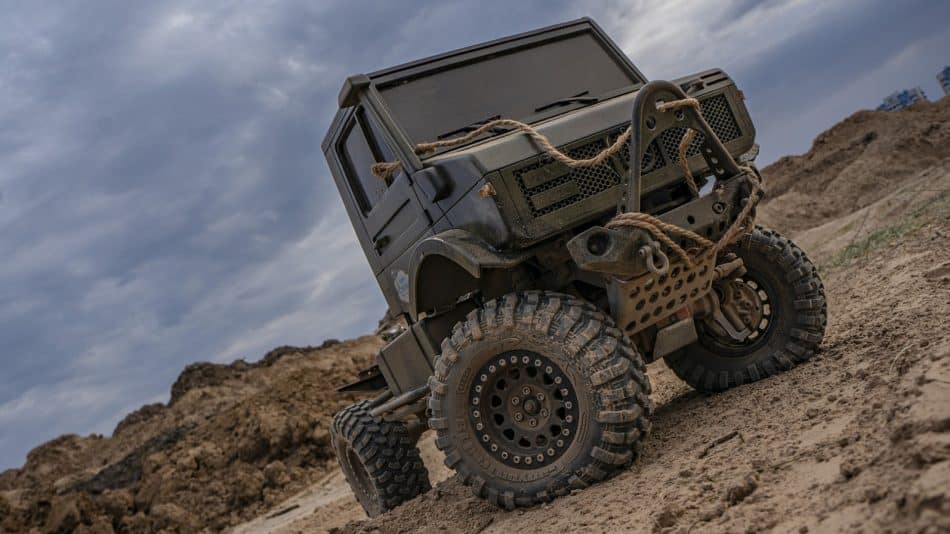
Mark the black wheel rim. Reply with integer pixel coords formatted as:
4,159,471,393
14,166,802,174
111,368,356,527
468,350,579,469
698,273,776,356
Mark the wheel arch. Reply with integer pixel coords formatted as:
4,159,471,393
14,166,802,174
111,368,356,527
408,229,533,321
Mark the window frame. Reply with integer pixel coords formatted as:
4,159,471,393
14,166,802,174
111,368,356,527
336,106,398,216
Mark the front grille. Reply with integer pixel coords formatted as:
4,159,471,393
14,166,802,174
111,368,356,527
512,93,742,219
613,132,665,174
514,139,621,218
657,94,741,160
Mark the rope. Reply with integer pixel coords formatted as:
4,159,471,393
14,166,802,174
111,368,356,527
710,167,763,256
678,129,700,197
372,97,703,198
371,161,402,181
656,97,701,197
606,212,712,268
371,119,632,180
370,96,764,269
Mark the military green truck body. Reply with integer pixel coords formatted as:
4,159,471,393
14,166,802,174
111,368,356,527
324,19,754,397
323,18,825,515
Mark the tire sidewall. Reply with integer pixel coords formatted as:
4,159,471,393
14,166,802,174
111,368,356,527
331,429,383,516
664,227,827,391
441,331,598,493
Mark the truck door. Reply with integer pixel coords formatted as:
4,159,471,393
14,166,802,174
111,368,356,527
336,107,431,279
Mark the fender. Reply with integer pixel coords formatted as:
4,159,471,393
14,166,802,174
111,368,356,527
408,229,533,321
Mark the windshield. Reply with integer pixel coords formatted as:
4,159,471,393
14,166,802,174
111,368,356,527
376,32,642,149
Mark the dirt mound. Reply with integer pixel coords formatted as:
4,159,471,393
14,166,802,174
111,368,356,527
758,97,950,234
0,337,382,533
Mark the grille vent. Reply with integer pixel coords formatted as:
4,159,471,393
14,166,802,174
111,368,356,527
514,140,620,217
513,93,741,218
657,94,741,161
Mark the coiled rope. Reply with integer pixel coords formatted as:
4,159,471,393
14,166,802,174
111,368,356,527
371,97,763,269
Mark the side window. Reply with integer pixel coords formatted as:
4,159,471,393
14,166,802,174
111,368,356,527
338,109,398,214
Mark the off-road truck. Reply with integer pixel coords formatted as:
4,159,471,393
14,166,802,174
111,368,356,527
324,18,826,516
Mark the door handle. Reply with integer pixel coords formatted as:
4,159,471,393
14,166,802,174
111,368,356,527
373,235,391,254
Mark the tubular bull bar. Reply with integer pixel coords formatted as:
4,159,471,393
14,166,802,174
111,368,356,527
567,80,758,352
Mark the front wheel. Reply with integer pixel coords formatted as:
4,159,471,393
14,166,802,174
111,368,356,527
665,227,827,392
428,291,652,509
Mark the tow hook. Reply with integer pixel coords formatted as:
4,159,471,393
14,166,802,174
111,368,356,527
639,242,669,275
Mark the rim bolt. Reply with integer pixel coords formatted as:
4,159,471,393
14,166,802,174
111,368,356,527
475,385,482,393
472,397,479,405
489,365,496,373
540,409,549,417
556,440,564,447
525,456,532,465
529,418,537,427
562,428,570,436
565,401,573,409
499,359,506,366
534,359,542,367
554,376,562,384
547,448,556,456
565,415,573,423
501,451,509,459
480,374,488,382
522,386,531,396
513,456,521,464
476,422,484,430
514,412,524,422
545,366,553,374
510,355,518,364
482,434,490,442
536,392,545,401
511,397,520,406
522,356,530,364
537,454,544,462
490,443,498,452
560,388,569,396
473,410,480,418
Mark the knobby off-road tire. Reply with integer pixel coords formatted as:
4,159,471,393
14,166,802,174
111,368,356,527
428,291,652,509
330,400,431,517
665,226,827,392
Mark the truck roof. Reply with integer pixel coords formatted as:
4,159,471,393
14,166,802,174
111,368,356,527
331,18,647,151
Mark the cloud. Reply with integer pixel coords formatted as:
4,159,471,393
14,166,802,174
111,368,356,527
599,0,950,161
1,0,948,469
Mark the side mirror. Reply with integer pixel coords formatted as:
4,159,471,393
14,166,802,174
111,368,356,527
338,75,371,108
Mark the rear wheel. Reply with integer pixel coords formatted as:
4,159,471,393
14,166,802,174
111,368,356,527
665,226,827,392
330,400,430,517
428,291,652,509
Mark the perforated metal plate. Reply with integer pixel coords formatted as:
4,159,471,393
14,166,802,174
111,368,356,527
610,253,719,335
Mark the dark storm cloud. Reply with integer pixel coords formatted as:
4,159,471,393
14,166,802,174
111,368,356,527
0,0,574,469
1,0,948,468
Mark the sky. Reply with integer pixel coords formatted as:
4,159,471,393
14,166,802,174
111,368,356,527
1,0,948,469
